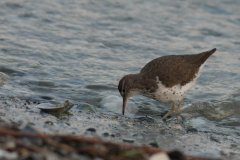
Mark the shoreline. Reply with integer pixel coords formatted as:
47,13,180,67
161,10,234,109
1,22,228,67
0,97,239,159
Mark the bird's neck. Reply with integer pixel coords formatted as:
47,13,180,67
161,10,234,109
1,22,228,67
127,74,158,97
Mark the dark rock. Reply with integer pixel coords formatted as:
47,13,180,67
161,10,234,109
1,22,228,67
110,134,115,137
187,128,198,133
102,132,109,137
86,128,96,133
40,96,53,100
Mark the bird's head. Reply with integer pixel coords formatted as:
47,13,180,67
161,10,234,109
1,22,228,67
118,74,141,115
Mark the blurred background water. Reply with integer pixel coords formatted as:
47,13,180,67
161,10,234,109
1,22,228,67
0,0,240,130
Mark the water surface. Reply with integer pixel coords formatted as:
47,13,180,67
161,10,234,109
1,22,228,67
0,0,240,131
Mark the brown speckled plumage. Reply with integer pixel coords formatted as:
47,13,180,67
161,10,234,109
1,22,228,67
140,48,217,87
118,48,217,119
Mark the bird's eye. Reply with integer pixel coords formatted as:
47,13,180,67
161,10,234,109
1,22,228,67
122,89,125,93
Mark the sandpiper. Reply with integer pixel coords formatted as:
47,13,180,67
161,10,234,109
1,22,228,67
118,48,217,120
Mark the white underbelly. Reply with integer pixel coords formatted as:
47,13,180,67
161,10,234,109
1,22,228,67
155,80,195,102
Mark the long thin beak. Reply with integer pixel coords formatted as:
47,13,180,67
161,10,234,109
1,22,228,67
122,97,127,115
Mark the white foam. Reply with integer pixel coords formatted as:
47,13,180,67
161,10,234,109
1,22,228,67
99,95,138,115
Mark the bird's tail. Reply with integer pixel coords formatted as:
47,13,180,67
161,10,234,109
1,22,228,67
187,48,217,66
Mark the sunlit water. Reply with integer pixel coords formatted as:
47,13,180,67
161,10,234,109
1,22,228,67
0,0,240,130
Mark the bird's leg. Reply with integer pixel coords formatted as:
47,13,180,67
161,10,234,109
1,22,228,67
177,98,184,114
163,102,177,120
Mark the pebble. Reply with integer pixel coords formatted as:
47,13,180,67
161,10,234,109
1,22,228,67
149,142,159,148
110,134,115,137
122,138,135,144
86,128,96,133
45,121,53,125
186,127,198,133
210,135,220,143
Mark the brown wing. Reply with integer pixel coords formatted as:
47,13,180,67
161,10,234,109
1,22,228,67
140,48,217,87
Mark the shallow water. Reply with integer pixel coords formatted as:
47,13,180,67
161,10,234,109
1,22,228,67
0,0,240,132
